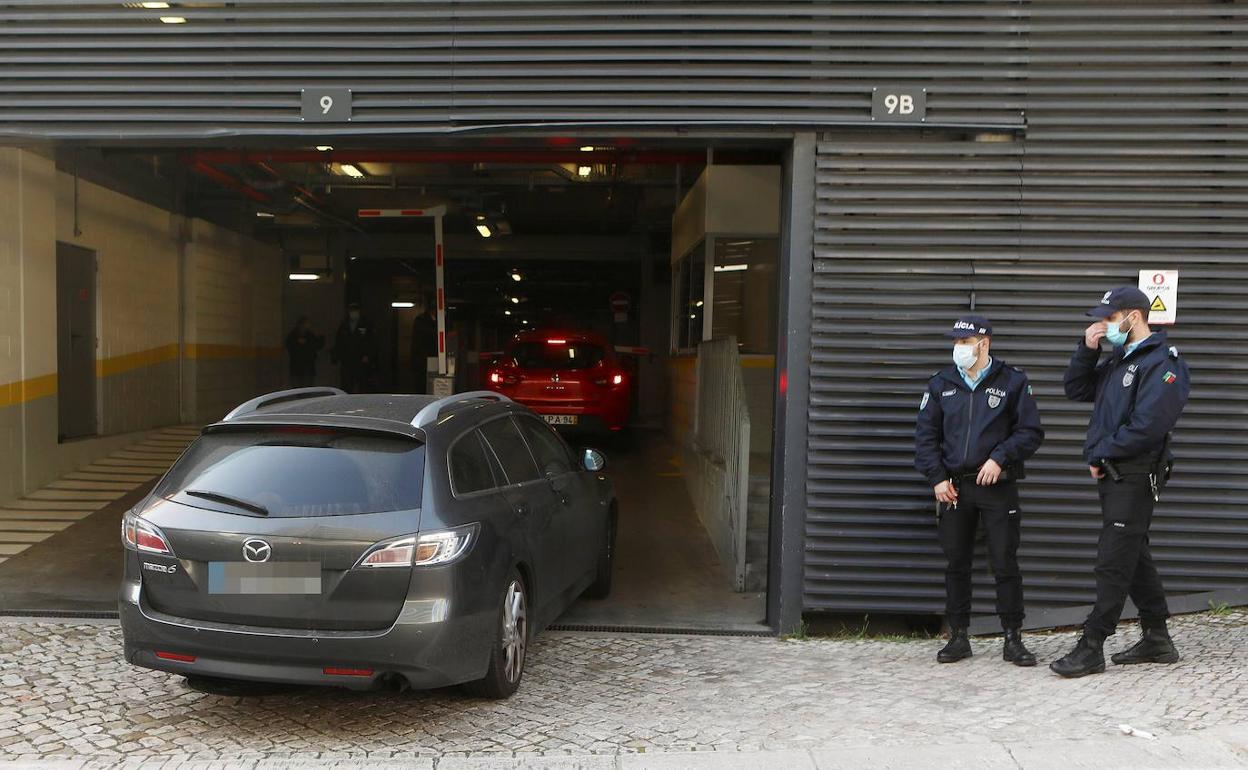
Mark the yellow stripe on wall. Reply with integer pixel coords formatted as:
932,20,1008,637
0,373,58,409
186,344,281,361
95,343,179,378
0,342,280,408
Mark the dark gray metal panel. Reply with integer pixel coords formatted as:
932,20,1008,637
768,132,816,635
806,22,1248,620
0,1,1028,139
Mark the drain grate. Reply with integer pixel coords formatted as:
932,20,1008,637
0,609,120,620
0,611,775,637
546,623,772,637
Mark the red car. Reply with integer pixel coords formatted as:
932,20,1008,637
485,329,631,433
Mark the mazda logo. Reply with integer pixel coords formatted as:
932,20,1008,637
242,539,272,563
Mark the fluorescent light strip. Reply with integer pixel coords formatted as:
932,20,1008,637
714,264,749,272
288,273,320,281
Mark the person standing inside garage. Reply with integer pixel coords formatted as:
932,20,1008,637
409,296,438,394
284,316,324,388
915,315,1044,667
1050,287,1191,678
332,301,377,394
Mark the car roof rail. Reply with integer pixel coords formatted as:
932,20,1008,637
412,391,511,429
223,386,346,421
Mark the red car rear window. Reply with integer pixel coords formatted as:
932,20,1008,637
510,341,606,371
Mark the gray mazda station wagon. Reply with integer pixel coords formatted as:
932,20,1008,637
119,388,617,699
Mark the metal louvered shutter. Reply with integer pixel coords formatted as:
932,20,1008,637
805,1,1248,623
0,1,1028,140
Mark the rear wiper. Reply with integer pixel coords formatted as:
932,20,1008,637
184,489,269,516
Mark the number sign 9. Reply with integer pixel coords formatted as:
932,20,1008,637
301,88,352,122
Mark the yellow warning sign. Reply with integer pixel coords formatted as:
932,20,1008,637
1150,295,1167,312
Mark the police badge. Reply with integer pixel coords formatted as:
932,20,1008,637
987,394,1001,409
1122,371,1135,387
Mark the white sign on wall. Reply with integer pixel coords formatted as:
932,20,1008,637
1138,270,1178,325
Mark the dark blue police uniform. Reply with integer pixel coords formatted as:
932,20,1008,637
915,316,1044,633
1063,289,1191,644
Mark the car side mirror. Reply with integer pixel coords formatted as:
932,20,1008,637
582,448,606,472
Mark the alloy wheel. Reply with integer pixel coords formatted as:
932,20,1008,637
501,579,528,683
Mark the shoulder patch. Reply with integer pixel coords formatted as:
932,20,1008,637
1169,346,1180,359
1026,384,1034,396
1163,371,1177,384
920,391,930,410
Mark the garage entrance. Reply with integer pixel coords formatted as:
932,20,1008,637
0,139,784,633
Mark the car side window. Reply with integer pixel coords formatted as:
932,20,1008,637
478,417,541,485
448,430,497,497
517,417,574,477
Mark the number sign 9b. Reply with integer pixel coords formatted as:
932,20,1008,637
871,87,926,122
301,88,352,122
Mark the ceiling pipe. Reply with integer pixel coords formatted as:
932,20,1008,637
185,160,271,203
182,149,757,166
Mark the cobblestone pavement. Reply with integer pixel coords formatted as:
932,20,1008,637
0,610,1244,766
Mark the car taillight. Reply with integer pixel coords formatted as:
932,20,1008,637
412,526,476,565
121,512,174,556
488,370,519,387
324,667,373,677
357,537,416,568
355,524,478,569
594,371,627,387
155,651,196,663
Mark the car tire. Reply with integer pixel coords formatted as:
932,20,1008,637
583,510,616,599
463,569,529,700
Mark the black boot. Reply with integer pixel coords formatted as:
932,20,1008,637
1049,635,1105,678
937,628,972,663
1111,623,1180,666
1003,628,1037,667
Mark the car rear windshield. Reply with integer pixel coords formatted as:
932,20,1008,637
510,341,605,371
153,429,424,517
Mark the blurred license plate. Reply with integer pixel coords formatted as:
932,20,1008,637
544,415,578,425
207,562,321,595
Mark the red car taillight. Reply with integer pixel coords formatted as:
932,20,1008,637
594,371,627,387
488,370,519,386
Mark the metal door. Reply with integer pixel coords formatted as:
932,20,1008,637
56,242,97,440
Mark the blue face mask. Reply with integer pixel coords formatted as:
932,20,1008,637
952,342,980,370
1105,315,1132,347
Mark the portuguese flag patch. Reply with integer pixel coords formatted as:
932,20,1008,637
1163,371,1177,384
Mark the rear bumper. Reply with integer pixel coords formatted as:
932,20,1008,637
119,580,495,691
513,400,629,432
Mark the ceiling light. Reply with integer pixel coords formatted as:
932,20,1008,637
521,320,529,325
159,15,186,23
338,163,365,178
714,264,749,273
504,310,512,316
476,223,493,238
510,296,520,305
577,165,592,178
288,273,320,282
510,272,522,282
256,211,275,219
580,146,595,152
391,301,415,309
140,1,170,7
695,300,704,308
315,145,333,152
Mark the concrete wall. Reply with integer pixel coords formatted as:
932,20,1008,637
0,148,282,504
183,220,283,424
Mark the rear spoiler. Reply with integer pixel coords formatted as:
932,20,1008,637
222,387,345,421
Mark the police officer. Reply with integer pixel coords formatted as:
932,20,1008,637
1050,287,1191,678
915,315,1044,666
331,301,377,394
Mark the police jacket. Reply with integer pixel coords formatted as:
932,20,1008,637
1063,331,1190,465
914,359,1044,488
